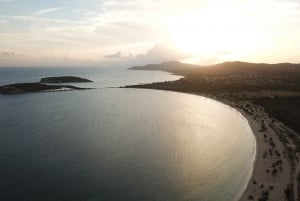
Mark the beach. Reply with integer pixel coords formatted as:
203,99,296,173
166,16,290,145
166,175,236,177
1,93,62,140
202,94,296,201
156,90,297,201
126,61,300,201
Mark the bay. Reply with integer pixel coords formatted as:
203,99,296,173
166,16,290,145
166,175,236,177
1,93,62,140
0,67,255,201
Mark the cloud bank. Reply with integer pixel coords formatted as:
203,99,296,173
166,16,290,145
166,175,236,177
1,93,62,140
0,0,300,66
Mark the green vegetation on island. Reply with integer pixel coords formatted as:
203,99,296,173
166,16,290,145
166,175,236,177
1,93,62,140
0,76,93,95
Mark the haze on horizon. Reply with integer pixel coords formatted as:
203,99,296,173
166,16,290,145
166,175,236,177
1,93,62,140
0,0,300,67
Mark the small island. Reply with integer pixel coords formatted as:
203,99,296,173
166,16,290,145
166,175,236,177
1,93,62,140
0,76,93,95
40,76,92,83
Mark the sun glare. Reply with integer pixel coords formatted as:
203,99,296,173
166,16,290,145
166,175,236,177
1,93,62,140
167,3,263,61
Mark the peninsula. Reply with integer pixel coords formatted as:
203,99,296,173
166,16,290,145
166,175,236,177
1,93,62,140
126,61,300,201
0,76,93,95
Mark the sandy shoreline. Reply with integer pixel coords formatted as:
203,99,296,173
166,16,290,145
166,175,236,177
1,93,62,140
158,89,296,201
199,93,295,201
125,86,298,200
161,89,296,200
234,108,259,201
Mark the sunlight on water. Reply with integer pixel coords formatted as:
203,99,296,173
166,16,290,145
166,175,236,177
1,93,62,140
0,87,255,201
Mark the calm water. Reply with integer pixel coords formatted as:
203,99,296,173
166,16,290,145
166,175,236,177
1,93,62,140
0,67,255,201
0,67,181,88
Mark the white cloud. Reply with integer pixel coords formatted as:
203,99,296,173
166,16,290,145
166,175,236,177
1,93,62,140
33,7,63,16
133,44,185,64
102,43,188,67
0,19,7,24
1,0,204,66
1,0,300,66
0,0,15,2
105,51,123,59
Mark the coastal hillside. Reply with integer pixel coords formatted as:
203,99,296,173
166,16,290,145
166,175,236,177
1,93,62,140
130,61,300,76
128,61,300,132
127,61,300,201
129,61,300,92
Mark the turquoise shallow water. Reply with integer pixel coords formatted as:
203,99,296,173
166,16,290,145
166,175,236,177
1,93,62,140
0,68,255,201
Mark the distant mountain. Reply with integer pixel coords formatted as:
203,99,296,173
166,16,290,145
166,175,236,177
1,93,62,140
129,61,300,76
129,61,198,72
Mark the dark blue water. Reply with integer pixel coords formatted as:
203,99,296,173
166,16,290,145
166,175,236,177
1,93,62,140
0,67,255,201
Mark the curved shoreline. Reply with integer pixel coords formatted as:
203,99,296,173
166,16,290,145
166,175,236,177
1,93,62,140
176,92,259,201
185,92,258,201
191,93,293,201
227,102,259,201
126,61,300,201
197,93,258,201
126,87,294,201
125,88,259,201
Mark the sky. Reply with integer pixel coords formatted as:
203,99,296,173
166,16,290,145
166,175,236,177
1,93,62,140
0,0,300,67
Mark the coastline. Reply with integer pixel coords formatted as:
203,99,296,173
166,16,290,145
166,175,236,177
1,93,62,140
125,61,300,200
125,86,296,201
232,105,258,201
204,95,259,201
192,92,259,201
211,96,262,201
191,93,294,201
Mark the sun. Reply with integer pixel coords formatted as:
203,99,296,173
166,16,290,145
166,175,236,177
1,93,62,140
168,14,217,56
167,3,262,61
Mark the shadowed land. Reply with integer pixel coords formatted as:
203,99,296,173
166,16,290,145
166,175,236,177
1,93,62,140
40,76,92,83
129,61,300,93
0,76,93,94
254,97,300,137
126,61,300,201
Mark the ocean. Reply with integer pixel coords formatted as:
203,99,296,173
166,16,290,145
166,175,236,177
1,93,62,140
0,67,255,201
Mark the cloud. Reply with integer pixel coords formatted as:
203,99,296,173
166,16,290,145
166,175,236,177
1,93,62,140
33,7,63,16
0,51,15,58
103,44,238,66
1,0,300,66
105,51,124,59
0,19,7,24
1,0,202,67
0,0,15,2
182,51,233,65
102,43,188,67
134,44,184,63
